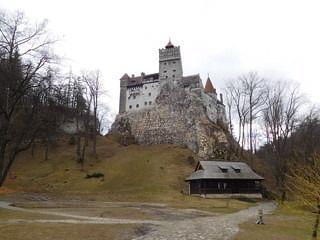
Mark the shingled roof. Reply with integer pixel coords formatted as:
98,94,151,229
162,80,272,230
185,160,264,181
204,77,216,94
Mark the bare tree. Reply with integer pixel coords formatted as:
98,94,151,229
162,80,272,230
225,77,249,155
240,72,266,165
0,10,56,186
83,70,102,157
262,80,302,201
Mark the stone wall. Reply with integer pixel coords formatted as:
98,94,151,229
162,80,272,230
111,82,229,159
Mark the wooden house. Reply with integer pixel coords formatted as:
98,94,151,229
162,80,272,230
185,160,264,198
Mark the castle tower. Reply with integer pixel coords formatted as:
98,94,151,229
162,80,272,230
159,40,183,84
119,73,129,113
204,76,217,96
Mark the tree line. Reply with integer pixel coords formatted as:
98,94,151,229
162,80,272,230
225,72,319,239
0,10,105,186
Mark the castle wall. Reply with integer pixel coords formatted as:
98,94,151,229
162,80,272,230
126,81,160,112
202,92,218,123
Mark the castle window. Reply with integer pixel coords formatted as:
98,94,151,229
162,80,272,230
144,101,147,105
173,69,176,72
148,92,151,96
133,96,136,99
136,104,139,108
172,75,175,78
129,105,132,109
164,70,167,73
149,101,152,105
165,76,168,79
173,61,176,64
164,62,167,65
145,86,147,89
209,104,211,108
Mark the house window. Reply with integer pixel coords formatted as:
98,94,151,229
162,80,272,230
149,101,152,105
136,104,139,108
232,166,241,173
144,102,147,105
219,166,228,173
129,105,132,109
148,92,151,96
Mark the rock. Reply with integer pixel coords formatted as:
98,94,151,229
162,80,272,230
111,83,229,159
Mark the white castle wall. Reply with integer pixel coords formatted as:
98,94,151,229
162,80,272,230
125,81,160,112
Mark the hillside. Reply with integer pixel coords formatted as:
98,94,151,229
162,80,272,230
2,135,255,212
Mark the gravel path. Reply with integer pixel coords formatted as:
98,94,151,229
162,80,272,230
0,200,276,240
132,201,276,240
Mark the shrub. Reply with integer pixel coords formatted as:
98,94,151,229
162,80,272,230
85,172,104,179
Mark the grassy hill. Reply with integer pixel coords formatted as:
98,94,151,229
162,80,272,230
2,135,253,212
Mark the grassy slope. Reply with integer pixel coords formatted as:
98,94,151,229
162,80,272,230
234,202,315,240
3,135,252,212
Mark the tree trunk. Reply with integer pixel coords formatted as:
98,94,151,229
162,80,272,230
312,198,320,240
0,153,15,187
92,105,97,158
44,137,49,161
81,139,86,171
76,134,81,163
31,143,35,157
249,113,253,167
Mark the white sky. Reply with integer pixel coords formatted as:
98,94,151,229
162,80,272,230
1,0,320,115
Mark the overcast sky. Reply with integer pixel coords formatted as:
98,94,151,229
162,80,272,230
1,0,320,115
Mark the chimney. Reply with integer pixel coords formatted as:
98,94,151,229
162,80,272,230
220,93,223,104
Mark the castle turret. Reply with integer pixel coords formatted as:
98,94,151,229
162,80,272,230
159,40,183,84
119,73,129,113
204,76,216,95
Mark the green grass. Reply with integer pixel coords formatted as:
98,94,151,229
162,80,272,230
2,135,255,213
234,202,316,240
0,223,139,240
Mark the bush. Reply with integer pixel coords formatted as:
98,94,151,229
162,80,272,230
85,172,104,179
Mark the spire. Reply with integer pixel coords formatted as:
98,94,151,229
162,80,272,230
165,38,174,49
204,75,216,94
120,73,130,80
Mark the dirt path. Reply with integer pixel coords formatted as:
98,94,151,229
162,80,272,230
0,200,276,239
0,201,162,225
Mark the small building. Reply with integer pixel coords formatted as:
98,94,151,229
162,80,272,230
185,160,264,198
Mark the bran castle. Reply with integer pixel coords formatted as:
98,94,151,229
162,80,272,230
119,40,226,124
112,41,228,158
